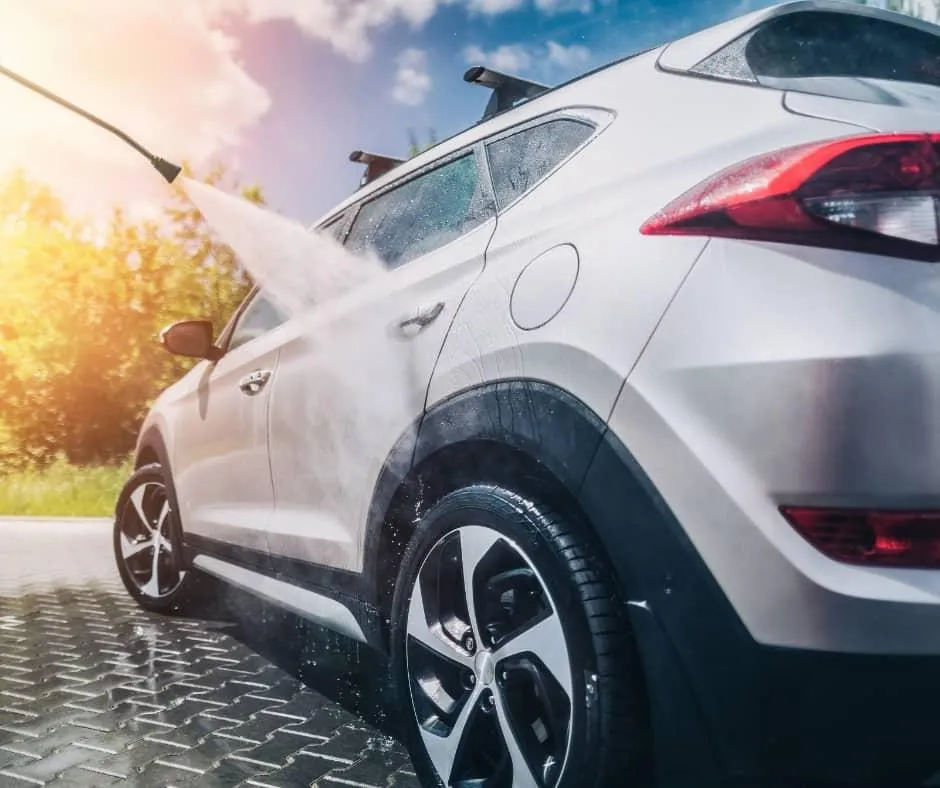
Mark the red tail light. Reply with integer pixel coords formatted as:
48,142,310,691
780,506,940,568
641,133,940,261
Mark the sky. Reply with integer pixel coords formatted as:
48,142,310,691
0,0,788,224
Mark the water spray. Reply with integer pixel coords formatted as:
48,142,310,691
0,63,182,184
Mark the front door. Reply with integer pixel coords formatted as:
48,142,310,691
170,290,287,558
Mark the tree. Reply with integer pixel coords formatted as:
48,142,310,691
408,127,438,158
0,164,263,467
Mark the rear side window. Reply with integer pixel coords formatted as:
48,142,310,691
691,11,940,99
746,12,940,87
345,152,494,269
485,119,594,209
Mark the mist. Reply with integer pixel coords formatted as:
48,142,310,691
180,177,422,571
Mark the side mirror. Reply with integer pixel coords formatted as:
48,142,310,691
160,320,222,361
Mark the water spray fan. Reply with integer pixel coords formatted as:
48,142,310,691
0,63,182,184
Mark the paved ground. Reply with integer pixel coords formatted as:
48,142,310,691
0,519,418,788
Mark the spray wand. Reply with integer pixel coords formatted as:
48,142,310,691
0,63,182,184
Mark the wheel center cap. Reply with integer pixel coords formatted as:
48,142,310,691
474,650,495,686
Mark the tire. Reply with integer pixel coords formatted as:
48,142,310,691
390,483,653,788
113,462,203,615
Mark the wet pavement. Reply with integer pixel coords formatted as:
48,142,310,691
0,518,418,788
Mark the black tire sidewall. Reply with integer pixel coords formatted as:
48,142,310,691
113,463,195,615
390,485,606,788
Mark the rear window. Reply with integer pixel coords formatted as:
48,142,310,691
692,11,940,95
747,12,940,86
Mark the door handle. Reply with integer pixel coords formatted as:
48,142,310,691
399,301,445,332
239,369,272,396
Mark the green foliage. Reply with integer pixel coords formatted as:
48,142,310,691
0,455,132,516
0,164,262,468
408,127,438,158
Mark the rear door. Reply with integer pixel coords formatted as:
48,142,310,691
263,144,498,574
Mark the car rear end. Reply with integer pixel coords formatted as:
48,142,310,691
605,3,940,785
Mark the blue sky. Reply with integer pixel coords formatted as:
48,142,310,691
0,0,787,224
224,0,774,222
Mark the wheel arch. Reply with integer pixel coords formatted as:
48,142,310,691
363,380,608,616
133,426,188,562
364,378,730,786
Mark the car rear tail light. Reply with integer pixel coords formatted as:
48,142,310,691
641,133,940,260
780,506,940,568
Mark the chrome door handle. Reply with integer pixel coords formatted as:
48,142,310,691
399,301,445,332
239,369,272,396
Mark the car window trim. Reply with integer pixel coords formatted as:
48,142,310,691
482,107,610,216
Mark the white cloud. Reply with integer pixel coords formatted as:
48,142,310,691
210,0,445,61
535,0,593,12
546,40,591,68
467,0,527,14
392,48,432,106
463,44,533,74
0,1,270,218
463,40,591,76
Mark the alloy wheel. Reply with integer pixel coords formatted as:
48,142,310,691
117,480,185,599
406,524,573,788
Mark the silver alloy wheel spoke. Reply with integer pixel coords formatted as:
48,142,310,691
418,683,484,784
458,526,502,636
408,581,474,669
495,611,572,700
140,535,163,598
129,484,155,534
155,500,171,535
493,687,541,788
120,532,155,560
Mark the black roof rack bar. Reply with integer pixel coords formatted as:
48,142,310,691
463,66,550,122
349,150,405,186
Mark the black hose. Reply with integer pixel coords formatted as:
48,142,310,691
0,64,181,183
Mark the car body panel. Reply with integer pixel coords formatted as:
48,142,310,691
619,237,940,653
264,216,497,573
784,87,940,132
163,331,283,554
429,59,865,424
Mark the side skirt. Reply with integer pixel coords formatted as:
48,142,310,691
184,536,388,653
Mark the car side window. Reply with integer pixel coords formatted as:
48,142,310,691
344,152,494,269
485,118,595,209
227,291,287,352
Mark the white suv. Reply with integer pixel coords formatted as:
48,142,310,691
114,2,940,786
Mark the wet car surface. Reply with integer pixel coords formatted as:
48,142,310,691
0,519,418,788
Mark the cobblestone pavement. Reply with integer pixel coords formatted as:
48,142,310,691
0,519,418,788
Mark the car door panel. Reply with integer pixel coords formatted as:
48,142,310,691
170,293,286,561
265,147,497,573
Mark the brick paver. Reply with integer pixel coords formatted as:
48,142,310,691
0,519,418,788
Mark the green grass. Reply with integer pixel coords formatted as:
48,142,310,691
0,458,131,517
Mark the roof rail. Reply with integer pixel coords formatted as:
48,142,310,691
349,150,405,187
463,66,551,122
